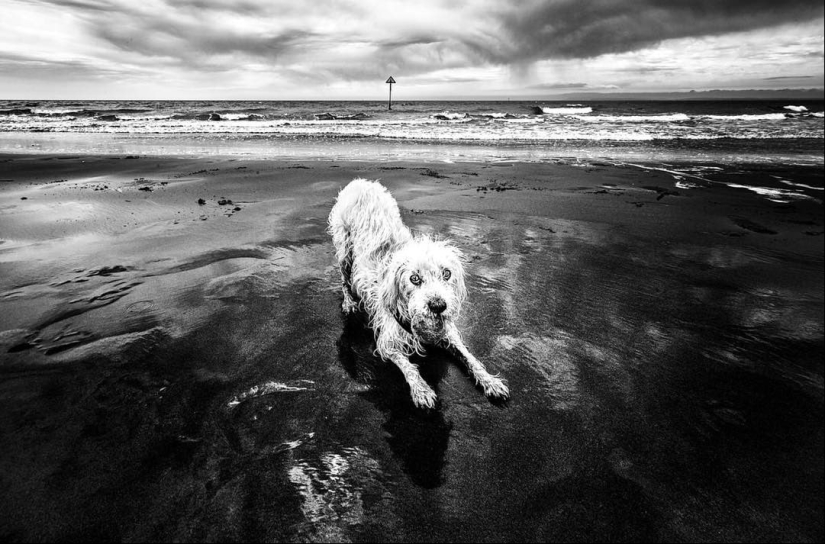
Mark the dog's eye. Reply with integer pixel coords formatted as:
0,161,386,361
442,268,451,281
409,273,422,286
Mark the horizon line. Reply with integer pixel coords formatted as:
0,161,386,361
2,88,824,102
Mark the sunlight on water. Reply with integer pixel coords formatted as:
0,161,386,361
287,446,384,541
227,380,316,408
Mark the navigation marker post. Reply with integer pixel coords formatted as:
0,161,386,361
386,76,396,110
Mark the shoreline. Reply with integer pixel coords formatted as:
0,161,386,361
2,131,824,166
1,153,822,541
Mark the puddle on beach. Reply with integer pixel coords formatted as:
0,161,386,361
0,201,823,542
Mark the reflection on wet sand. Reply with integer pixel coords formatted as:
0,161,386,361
287,446,380,542
337,312,453,489
1,157,822,542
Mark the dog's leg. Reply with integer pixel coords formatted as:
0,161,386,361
339,236,359,313
340,279,358,313
341,289,358,313
387,352,438,408
444,324,509,399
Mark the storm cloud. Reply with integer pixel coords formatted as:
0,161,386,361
35,0,825,74
486,0,824,61
2,0,823,98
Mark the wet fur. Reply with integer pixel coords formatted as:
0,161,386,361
328,178,509,408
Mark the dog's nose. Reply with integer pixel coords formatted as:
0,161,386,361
427,297,447,315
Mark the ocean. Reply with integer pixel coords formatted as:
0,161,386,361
1,99,822,152
1,99,823,201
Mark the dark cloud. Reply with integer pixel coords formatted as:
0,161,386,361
173,0,269,14
95,21,315,66
31,0,270,15
51,1,319,71
14,0,823,88
527,82,621,90
30,0,111,12
0,52,127,79
378,36,445,49
482,0,824,61
528,82,589,89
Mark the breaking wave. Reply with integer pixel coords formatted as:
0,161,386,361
1,99,822,144
537,106,594,115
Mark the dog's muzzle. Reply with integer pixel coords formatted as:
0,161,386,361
411,315,445,343
411,296,449,342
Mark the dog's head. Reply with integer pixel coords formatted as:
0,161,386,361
380,235,467,343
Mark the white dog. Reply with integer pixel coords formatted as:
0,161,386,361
328,178,509,408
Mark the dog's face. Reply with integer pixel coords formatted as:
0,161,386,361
381,236,467,343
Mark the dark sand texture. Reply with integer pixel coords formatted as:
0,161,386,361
1,155,823,542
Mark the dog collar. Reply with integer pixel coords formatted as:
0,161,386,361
393,310,413,334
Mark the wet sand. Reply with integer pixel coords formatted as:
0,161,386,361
0,154,823,542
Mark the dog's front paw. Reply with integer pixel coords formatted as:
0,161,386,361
409,381,438,409
480,375,510,400
342,298,358,314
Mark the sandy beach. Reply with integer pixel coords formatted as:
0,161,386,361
1,153,823,541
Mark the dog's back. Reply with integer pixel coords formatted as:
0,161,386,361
328,179,412,263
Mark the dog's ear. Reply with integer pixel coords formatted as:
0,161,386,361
380,255,409,320
443,244,467,307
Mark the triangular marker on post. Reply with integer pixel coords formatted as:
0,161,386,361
386,76,396,110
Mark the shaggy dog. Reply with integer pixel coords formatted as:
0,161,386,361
328,178,509,408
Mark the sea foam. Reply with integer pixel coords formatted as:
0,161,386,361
540,106,593,114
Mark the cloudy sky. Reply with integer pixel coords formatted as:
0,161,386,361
2,0,823,100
